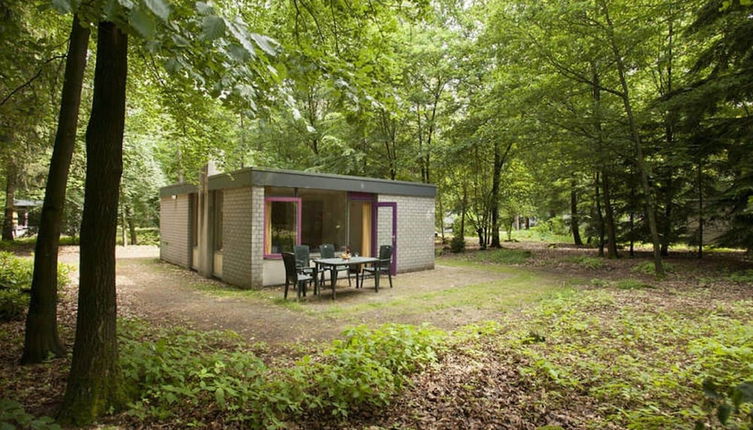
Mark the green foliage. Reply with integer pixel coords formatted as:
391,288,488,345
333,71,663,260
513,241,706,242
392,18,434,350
511,290,753,428
461,248,532,265
0,251,33,290
700,379,753,427
0,289,29,322
589,278,610,288
631,261,675,275
0,252,70,321
450,236,465,253
566,256,606,270
0,398,60,430
119,320,445,427
727,269,753,284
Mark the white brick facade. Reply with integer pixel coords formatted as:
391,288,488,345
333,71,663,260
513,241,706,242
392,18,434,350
160,195,191,267
220,187,253,288
378,194,435,273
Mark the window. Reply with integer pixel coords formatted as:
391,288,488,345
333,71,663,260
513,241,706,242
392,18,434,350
264,197,300,257
263,189,373,257
299,189,348,252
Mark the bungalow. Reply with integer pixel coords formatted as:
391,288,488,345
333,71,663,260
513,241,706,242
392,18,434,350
159,166,436,288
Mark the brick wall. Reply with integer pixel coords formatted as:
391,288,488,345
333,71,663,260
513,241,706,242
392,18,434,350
250,186,264,287
378,194,435,273
221,187,253,288
160,195,191,267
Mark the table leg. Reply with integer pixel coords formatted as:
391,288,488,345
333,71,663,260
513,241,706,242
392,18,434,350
331,266,337,300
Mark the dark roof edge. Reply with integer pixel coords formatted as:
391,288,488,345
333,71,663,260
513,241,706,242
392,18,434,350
161,167,436,198
159,183,198,197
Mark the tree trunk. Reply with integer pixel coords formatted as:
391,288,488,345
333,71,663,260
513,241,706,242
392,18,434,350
490,142,502,248
602,171,618,258
2,161,16,241
22,16,90,364
120,199,127,246
126,204,138,245
570,178,583,246
600,0,664,276
58,21,128,426
594,172,605,257
697,160,703,259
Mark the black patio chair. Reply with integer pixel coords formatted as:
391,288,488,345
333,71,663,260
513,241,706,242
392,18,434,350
319,243,351,287
360,245,393,292
294,245,316,275
282,252,313,299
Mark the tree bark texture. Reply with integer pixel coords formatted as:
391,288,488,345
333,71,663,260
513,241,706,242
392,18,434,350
22,16,90,364
3,161,16,241
594,172,605,257
58,21,127,425
570,179,583,246
601,171,618,258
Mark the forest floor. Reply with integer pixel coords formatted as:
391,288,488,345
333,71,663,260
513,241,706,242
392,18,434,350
2,242,752,428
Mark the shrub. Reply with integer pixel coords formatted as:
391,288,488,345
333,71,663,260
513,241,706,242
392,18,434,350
450,236,465,253
631,261,675,275
136,228,160,246
0,290,29,321
0,252,71,322
119,320,446,427
567,256,606,270
590,278,610,288
0,398,60,430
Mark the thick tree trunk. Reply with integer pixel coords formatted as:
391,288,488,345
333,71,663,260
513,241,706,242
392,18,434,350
594,173,605,257
2,162,16,241
58,22,128,426
22,17,90,364
602,171,618,258
570,179,583,246
600,0,664,276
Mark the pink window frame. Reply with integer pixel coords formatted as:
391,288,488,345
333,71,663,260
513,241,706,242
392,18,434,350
264,196,302,259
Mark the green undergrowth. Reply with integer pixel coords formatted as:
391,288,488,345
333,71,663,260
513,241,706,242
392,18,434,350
119,320,444,428
498,290,753,428
0,252,70,321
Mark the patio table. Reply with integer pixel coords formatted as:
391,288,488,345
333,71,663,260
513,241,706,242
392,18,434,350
313,256,379,299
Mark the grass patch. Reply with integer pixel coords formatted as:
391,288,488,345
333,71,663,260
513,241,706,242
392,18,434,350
727,269,753,283
565,256,606,270
615,278,654,290
458,248,532,265
631,260,675,275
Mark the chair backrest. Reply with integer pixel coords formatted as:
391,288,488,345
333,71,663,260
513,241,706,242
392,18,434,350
320,243,335,258
294,245,310,267
281,252,298,282
378,245,392,268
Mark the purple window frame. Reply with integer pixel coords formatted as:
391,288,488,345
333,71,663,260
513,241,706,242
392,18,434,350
264,196,302,259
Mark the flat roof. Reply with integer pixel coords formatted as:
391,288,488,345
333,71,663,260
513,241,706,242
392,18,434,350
160,167,436,198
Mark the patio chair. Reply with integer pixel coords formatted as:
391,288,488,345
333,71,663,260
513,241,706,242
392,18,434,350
319,243,351,287
360,245,393,292
282,252,313,299
294,245,316,275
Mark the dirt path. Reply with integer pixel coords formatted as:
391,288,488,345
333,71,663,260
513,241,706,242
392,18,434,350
108,247,515,345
